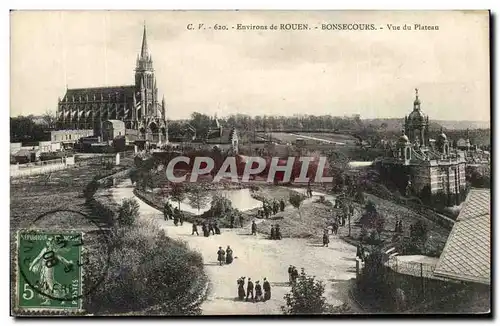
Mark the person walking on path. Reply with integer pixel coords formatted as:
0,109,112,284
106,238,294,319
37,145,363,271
323,230,330,247
332,221,339,235
263,278,271,301
279,199,285,212
251,221,257,236
209,221,215,235
173,207,179,226
214,221,221,235
192,222,199,236
246,278,254,302
237,277,246,301
179,211,184,226
291,266,299,284
225,246,233,264
239,212,244,228
254,281,263,302
270,225,276,240
217,246,226,266
288,265,293,284
163,203,171,221
275,224,282,240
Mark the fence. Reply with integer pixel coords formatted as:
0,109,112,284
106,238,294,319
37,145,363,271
355,253,463,312
10,157,68,178
10,151,136,179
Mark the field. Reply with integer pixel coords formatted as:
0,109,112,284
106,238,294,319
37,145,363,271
257,132,358,146
10,156,134,229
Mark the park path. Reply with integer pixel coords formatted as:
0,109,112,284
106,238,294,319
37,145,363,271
111,180,358,315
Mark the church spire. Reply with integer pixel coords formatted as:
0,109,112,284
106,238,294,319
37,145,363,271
140,22,149,59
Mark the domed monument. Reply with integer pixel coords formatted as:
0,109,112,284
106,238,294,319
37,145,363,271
380,89,467,206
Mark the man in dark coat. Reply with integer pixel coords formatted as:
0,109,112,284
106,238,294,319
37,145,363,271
192,222,199,236
217,247,225,266
275,224,282,240
179,212,184,226
251,221,257,235
270,225,276,240
230,214,235,228
254,281,263,302
214,221,221,235
323,230,330,247
173,207,179,226
208,221,215,235
246,278,254,301
288,265,293,284
263,278,271,301
279,199,285,212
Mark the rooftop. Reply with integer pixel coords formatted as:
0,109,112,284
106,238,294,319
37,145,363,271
433,188,491,285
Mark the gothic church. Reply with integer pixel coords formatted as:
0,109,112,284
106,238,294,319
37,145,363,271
55,25,168,143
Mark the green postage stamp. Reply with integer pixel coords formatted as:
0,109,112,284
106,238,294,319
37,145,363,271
16,230,84,312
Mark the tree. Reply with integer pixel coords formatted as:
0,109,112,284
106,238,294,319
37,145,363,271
359,200,385,239
282,268,328,314
118,198,140,226
289,192,306,218
187,184,211,214
41,110,57,129
10,116,47,142
170,183,186,209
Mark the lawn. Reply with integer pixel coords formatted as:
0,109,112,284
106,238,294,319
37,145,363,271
254,189,450,256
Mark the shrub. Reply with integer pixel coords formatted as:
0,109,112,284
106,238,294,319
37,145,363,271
83,179,100,202
86,219,206,315
282,268,328,314
118,198,140,227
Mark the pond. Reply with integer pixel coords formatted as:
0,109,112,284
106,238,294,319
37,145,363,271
166,188,263,215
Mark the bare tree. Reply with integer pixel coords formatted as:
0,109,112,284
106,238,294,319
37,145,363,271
42,109,57,129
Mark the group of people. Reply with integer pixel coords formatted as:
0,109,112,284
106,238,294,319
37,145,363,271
237,277,271,302
229,212,244,229
163,202,184,226
394,220,404,233
257,199,286,219
269,224,282,240
287,265,300,284
192,220,221,237
217,246,234,265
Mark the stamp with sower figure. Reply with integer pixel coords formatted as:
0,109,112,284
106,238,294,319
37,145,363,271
16,230,84,312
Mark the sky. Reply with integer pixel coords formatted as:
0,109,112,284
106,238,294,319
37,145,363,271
10,10,490,121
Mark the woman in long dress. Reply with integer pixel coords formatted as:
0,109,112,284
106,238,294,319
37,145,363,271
225,246,233,264
237,277,246,300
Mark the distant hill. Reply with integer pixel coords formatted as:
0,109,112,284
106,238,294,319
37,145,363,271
362,118,490,131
